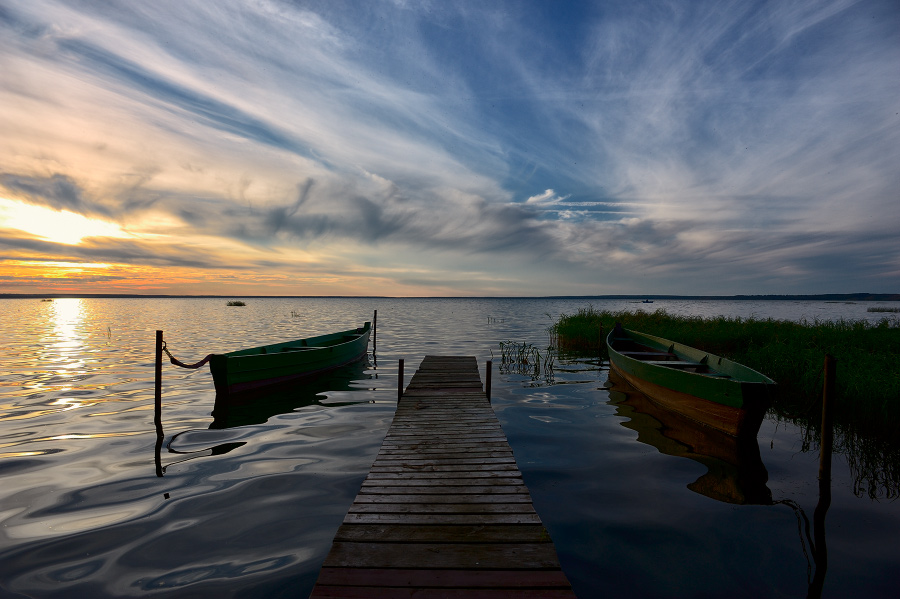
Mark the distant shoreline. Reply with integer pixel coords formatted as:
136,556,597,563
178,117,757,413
3,293,898,301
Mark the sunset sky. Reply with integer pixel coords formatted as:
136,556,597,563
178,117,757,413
1,0,898,296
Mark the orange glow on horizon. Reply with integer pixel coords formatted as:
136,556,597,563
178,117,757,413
0,198,130,245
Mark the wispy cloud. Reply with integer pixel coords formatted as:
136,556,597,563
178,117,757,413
0,0,897,295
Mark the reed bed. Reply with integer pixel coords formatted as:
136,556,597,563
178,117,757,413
226,300,247,306
868,306,900,313
551,307,900,497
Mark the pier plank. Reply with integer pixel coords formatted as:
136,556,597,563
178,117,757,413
310,355,575,597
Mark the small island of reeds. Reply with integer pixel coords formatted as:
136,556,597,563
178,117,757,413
226,300,247,306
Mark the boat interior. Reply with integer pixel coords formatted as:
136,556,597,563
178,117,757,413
611,333,732,378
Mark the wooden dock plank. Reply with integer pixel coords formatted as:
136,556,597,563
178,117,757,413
310,355,575,597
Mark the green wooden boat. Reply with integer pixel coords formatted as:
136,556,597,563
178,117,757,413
606,324,775,439
210,322,371,399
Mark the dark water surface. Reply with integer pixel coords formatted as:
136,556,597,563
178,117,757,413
0,298,897,598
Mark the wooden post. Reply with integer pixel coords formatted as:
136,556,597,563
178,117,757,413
397,359,404,402
486,360,492,403
373,309,377,352
154,330,164,437
154,432,164,478
818,355,836,482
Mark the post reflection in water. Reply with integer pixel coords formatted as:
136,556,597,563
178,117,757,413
153,357,374,476
605,368,832,596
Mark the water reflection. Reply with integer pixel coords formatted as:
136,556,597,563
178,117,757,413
607,368,834,595
209,359,372,429
154,359,374,476
606,368,772,505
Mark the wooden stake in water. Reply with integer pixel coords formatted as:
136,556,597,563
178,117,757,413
486,360,492,403
809,355,836,597
397,359,404,402
818,354,836,482
154,330,163,437
373,309,377,352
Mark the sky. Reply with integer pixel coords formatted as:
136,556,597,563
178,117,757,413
1,0,898,297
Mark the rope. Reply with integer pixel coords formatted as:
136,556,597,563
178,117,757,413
162,340,214,369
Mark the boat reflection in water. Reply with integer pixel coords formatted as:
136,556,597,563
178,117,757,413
210,357,373,429
606,368,772,505
155,358,373,476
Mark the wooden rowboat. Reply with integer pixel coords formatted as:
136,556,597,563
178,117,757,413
606,324,775,439
210,322,371,400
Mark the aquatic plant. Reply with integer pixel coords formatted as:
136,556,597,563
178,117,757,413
496,340,555,382
550,305,605,353
868,306,900,313
226,300,247,306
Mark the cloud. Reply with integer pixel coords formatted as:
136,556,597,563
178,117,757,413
0,0,897,295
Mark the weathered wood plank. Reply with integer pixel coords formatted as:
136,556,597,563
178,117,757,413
315,568,572,588
361,477,524,487
310,588,576,598
356,486,529,495
342,513,543,525
351,493,532,504
332,524,553,543
348,503,537,514
323,541,562,569
365,470,522,480
368,464,521,473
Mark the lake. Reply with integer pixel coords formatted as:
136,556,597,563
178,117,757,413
0,297,897,598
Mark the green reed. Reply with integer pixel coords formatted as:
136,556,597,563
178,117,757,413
226,300,247,306
868,306,900,313
496,340,555,382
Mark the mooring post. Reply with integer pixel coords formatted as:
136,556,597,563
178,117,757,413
397,359,404,402
809,355,836,597
154,330,164,437
373,309,377,352
818,354,836,482
486,360,493,403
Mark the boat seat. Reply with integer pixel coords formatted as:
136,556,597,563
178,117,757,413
620,351,677,359
280,346,319,352
644,360,703,368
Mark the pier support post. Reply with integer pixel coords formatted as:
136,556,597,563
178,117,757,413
154,330,164,437
397,359,404,402
373,310,377,352
486,360,492,403
818,355,836,482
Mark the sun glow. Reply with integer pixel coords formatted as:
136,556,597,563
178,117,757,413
0,198,129,245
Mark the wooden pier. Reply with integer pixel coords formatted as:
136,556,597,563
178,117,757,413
310,356,576,598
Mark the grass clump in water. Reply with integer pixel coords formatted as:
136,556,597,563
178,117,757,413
226,300,247,306
551,305,606,353
868,306,900,313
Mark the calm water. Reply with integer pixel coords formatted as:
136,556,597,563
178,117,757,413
0,297,897,598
